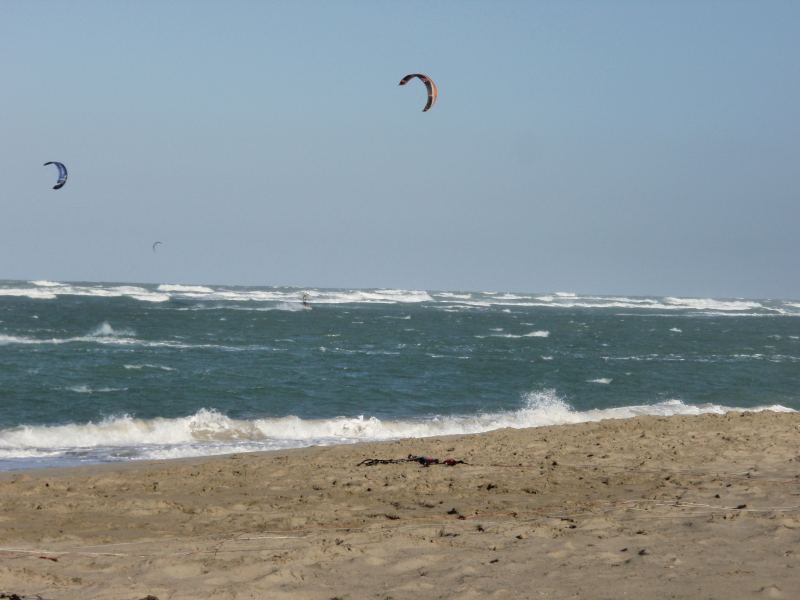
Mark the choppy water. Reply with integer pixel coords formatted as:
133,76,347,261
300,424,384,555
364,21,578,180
1,280,798,470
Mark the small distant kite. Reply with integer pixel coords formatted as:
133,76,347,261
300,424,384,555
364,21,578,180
43,161,68,190
398,74,438,112
152,241,163,252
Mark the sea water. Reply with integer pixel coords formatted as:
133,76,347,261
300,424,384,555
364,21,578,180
1,280,798,470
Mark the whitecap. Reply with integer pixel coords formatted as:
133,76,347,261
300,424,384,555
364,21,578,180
525,330,550,338
90,321,136,337
663,297,763,311
124,364,176,372
0,329,246,352
0,287,58,300
157,284,215,293
30,280,63,287
67,385,128,394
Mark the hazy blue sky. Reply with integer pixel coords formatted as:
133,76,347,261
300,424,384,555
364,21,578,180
2,1,798,298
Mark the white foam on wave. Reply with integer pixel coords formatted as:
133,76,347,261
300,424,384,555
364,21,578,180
4,282,799,315
524,296,759,311
0,448,63,459
434,291,795,315
663,297,763,311
67,385,128,394
102,286,171,303
0,334,250,351
442,300,492,312
525,330,550,338
0,287,58,300
1,283,169,303
0,334,38,345
124,364,176,371
235,288,429,305
159,287,434,306
587,378,613,385
0,322,137,346
0,322,250,351
313,289,434,304
157,284,215,293
487,330,550,339
0,392,792,463
90,321,136,338
173,302,305,312
276,302,306,312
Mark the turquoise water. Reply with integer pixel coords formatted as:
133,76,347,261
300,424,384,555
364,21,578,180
1,280,798,470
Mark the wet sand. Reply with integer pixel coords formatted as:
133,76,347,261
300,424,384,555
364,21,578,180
1,411,799,599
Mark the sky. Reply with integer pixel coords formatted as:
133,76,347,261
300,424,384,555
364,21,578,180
1,1,798,298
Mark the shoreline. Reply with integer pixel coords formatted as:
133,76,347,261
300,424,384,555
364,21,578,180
2,411,799,599
2,401,795,475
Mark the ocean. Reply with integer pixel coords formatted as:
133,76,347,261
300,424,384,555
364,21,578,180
1,280,798,471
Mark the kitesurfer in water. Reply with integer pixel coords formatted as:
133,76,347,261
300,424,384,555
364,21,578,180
302,293,310,308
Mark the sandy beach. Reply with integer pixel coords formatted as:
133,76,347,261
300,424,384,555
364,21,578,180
1,411,799,599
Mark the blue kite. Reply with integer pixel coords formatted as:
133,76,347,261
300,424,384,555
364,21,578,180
43,161,68,190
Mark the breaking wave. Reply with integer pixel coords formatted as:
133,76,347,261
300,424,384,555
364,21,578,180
66,385,128,394
7,282,170,302
0,391,792,466
482,330,550,339
90,321,135,338
0,323,250,351
1,281,797,315
157,284,215,294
